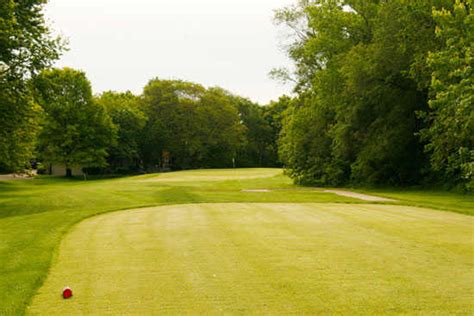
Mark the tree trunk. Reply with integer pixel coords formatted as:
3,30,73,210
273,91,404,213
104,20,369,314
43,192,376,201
66,168,72,177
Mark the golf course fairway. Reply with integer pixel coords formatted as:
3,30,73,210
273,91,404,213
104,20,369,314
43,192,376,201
28,203,473,315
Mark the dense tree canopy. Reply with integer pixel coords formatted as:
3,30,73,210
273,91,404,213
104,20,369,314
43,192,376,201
33,68,116,176
231,96,275,167
95,91,146,173
421,0,474,190
245,95,292,168
140,79,246,170
0,0,63,82
1,0,470,192
275,0,472,190
0,0,63,172
0,88,41,172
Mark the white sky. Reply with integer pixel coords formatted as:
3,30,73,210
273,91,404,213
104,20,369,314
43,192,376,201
44,0,295,104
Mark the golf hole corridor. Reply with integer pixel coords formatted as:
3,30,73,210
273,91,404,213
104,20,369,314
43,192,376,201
28,203,474,315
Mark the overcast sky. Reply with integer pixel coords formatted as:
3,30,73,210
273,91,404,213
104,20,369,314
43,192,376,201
44,0,295,104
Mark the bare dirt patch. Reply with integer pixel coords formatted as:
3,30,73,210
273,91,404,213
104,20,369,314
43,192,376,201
323,189,396,202
0,174,34,181
240,188,397,202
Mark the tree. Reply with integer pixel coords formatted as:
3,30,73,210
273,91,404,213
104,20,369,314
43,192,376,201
33,68,116,176
140,79,245,170
0,89,41,172
420,0,474,190
232,96,279,167
140,79,206,169
262,95,293,166
279,94,337,185
0,0,64,172
95,91,146,173
197,87,246,168
275,0,456,187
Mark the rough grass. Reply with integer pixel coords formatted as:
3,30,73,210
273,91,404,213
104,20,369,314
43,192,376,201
0,168,472,314
29,203,474,315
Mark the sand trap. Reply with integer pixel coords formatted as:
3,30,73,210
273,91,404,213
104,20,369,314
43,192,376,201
323,189,396,202
242,189,271,193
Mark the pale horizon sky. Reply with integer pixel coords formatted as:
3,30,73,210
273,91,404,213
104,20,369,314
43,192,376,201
44,0,295,104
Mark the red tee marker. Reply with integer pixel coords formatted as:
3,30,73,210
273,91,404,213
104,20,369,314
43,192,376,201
62,287,73,299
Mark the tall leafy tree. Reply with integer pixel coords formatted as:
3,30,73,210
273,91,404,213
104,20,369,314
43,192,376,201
231,96,275,167
275,0,458,187
141,79,245,170
0,89,42,172
420,0,474,190
198,87,247,168
262,95,293,166
140,79,206,169
279,94,338,185
0,0,63,172
33,68,116,176
96,91,146,172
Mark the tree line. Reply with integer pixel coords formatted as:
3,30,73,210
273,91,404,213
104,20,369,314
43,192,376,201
4,67,285,174
273,0,473,191
1,0,472,191
0,1,287,175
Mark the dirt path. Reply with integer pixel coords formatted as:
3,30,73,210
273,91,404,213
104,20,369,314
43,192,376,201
0,173,34,181
241,188,397,202
323,189,396,202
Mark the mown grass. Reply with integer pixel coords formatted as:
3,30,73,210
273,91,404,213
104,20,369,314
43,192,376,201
352,188,474,216
29,203,474,314
0,168,472,314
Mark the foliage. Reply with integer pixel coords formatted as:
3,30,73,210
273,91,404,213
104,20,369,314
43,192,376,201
275,0,470,188
0,88,41,172
259,95,293,167
33,68,116,175
0,0,64,172
140,79,245,170
263,95,292,145
232,96,276,167
279,94,338,185
420,0,474,190
95,91,146,173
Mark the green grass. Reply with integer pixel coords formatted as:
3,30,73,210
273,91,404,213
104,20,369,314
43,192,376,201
0,168,472,314
352,188,474,216
29,203,473,314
